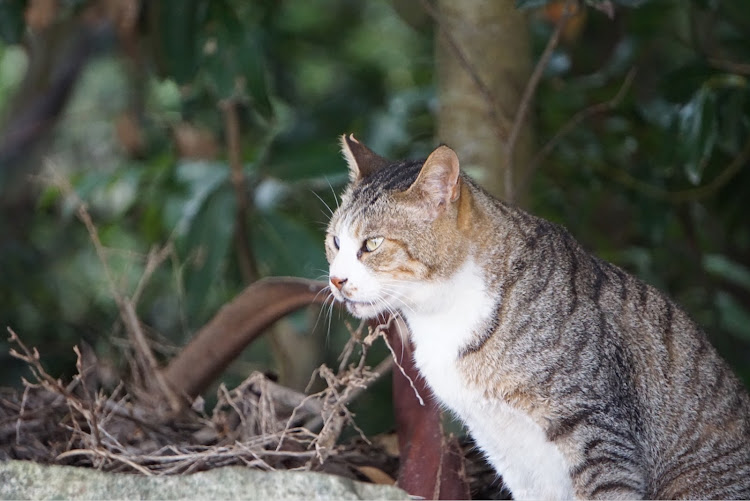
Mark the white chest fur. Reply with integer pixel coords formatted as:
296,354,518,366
402,260,575,500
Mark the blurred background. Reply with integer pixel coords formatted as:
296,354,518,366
1,0,749,435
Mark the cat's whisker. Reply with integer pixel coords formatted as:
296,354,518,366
325,176,341,211
329,291,340,332
379,289,416,316
311,289,336,336
380,294,399,318
380,278,416,294
377,283,415,309
310,189,335,219
313,272,330,282
373,295,408,360
374,295,399,325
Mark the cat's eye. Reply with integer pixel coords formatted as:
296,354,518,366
332,235,340,250
364,237,384,252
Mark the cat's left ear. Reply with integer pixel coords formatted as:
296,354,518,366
407,145,461,215
340,134,389,182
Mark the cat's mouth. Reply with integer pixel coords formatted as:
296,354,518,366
337,297,384,319
328,286,387,319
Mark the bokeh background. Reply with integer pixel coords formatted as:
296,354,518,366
1,0,749,435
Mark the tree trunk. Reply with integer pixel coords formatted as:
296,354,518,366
435,0,534,204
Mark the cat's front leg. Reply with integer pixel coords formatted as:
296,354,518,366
566,439,648,500
464,406,576,500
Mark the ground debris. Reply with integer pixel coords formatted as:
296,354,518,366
2,323,502,499
1,325,397,483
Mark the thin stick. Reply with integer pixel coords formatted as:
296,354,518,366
708,57,750,76
220,99,257,283
47,168,181,411
520,67,637,192
121,298,182,411
600,135,750,203
505,0,576,202
377,324,424,406
131,243,174,306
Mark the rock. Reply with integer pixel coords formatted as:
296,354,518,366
0,460,410,500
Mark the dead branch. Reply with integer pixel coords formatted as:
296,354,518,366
131,243,174,306
366,317,424,406
48,169,181,411
708,57,750,76
4,325,394,477
161,277,329,404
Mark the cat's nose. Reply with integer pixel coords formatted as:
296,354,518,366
330,276,348,291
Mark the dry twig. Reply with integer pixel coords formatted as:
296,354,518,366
4,322,395,477
506,0,577,202
46,166,182,411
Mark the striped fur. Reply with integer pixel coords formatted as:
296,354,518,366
326,136,750,499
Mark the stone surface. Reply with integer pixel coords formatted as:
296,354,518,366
0,460,409,500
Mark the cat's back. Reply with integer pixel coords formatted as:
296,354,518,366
471,189,750,498
611,261,750,499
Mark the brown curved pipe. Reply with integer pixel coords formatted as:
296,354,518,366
162,277,329,400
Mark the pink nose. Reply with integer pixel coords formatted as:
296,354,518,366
330,276,348,290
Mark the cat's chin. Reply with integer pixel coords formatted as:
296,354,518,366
343,300,383,319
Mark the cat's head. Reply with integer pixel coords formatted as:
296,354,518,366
325,134,468,319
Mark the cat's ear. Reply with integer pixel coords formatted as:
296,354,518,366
407,145,461,215
340,133,389,182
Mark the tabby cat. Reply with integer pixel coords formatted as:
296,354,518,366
325,134,750,499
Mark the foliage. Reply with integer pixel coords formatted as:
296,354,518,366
529,0,750,380
0,0,433,397
0,0,749,436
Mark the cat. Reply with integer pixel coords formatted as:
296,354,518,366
324,134,750,500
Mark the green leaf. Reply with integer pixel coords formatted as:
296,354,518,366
268,141,343,181
150,0,209,84
252,210,326,279
662,63,716,103
181,184,236,322
715,292,750,342
703,254,750,291
0,0,24,44
677,87,718,184
168,161,230,237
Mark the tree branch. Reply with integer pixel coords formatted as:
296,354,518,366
707,57,750,76
599,134,750,203
221,100,258,284
49,169,182,411
161,277,328,402
505,0,576,202
519,67,637,193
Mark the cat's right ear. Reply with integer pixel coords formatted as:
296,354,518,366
340,134,389,182
406,145,461,218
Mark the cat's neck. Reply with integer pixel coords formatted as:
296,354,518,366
401,257,496,355
400,181,520,351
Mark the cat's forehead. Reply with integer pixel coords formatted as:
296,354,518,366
330,204,383,237
351,158,424,201
328,157,425,237
330,194,405,238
